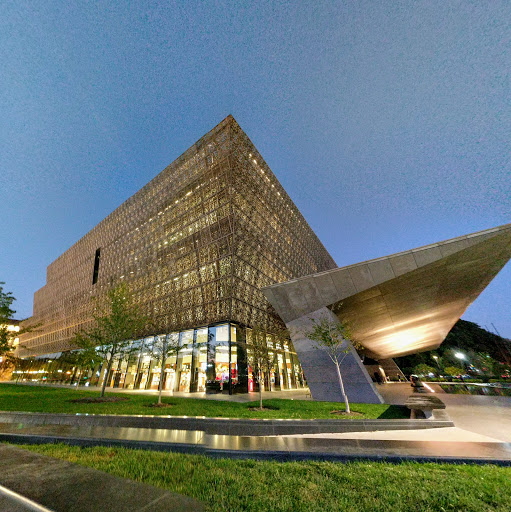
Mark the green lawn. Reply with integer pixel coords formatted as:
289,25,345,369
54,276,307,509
0,384,406,419
19,443,511,512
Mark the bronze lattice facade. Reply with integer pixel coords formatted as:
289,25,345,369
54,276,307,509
19,116,336,359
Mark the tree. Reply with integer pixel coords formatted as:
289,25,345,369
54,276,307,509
471,352,497,376
71,283,148,397
150,332,181,404
306,316,361,414
71,346,100,390
246,325,289,410
0,354,16,381
395,319,511,374
413,364,436,377
0,282,18,358
0,281,41,383
444,366,465,378
0,283,38,381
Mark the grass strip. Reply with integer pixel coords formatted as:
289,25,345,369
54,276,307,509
0,384,407,419
19,443,511,512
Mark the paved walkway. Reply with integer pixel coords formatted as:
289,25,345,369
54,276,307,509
0,444,203,512
0,484,53,512
377,382,511,442
281,427,503,443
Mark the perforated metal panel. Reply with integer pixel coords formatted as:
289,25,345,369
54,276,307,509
19,116,336,357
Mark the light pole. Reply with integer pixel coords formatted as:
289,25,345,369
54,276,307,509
454,352,468,381
455,352,466,369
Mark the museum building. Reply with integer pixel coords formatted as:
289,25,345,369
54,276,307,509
17,116,336,394
16,116,511,402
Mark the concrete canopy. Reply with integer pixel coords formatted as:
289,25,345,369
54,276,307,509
262,223,511,402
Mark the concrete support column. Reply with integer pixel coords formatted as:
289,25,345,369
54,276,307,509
287,308,384,404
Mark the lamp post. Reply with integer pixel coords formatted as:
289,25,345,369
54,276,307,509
431,354,444,378
454,351,468,381
455,352,467,369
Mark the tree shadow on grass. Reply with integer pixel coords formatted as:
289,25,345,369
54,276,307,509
377,405,409,419
68,396,130,404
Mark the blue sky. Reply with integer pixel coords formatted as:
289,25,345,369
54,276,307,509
1,1,510,337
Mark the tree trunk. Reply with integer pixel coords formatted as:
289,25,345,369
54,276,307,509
157,337,169,404
100,358,113,398
335,362,350,414
75,369,81,390
158,361,164,404
70,366,78,386
259,370,263,410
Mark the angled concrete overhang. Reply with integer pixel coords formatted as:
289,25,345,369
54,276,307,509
262,223,511,403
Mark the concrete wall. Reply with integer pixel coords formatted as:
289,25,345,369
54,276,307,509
287,308,383,404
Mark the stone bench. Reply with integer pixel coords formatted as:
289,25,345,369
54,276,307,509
405,395,446,419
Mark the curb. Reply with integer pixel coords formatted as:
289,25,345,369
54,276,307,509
0,411,454,436
1,431,510,467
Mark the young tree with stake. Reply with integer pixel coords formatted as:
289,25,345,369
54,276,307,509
306,316,360,414
72,346,99,390
246,325,288,410
151,332,181,404
72,283,148,397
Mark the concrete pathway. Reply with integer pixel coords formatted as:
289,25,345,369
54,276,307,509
280,426,503,443
0,484,53,512
0,444,203,512
377,382,511,442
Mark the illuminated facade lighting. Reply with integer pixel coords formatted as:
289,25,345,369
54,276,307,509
17,116,336,395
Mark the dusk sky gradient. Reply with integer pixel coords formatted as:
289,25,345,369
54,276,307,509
1,1,510,337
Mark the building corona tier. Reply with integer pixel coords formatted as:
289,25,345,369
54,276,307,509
17,116,511,402
17,116,337,395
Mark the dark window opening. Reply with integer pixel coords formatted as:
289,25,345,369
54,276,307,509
92,248,101,284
